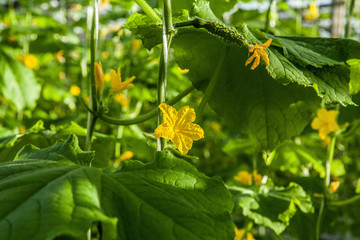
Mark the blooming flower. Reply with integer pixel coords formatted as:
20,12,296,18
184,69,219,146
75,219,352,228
70,85,81,96
114,93,130,107
234,227,255,240
245,39,272,70
304,2,320,21
94,62,105,95
253,170,262,185
329,181,340,193
111,67,135,93
311,108,340,140
120,151,134,161
55,50,65,63
154,103,204,154
234,171,253,185
234,170,262,185
18,54,39,70
102,51,110,59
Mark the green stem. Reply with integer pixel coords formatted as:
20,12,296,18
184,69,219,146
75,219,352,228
157,0,173,151
197,46,229,122
23,0,33,54
134,0,162,23
82,85,195,125
328,195,360,206
174,18,248,47
265,0,275,32
85,0,99,151
344,0,355,38
315,135,336,239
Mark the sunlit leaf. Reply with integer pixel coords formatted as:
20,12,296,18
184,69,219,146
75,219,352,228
232,182,313,235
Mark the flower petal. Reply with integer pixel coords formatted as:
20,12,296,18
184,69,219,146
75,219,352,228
154,123,175,140
251,55,260,70
245,52,257,66
262,39,272,49
176,105,196,125
171,133,193,155
177,123,204,141
259,50,270,66
158,103,177,126
311,117,323,130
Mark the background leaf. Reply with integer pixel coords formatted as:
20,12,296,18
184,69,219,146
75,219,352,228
232,182,313,235
0,47,41,111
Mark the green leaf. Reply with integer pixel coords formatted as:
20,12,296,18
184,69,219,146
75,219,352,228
0,121,115,167
15,134,94,166
123,13,162,50
173,0,238,20
0,47,41,111
270,141,325,177
0,160,117,240
0,120,49,163
125,13,358,149
0,140,235,240
233,182,313,235
356,179,360,194
330,159,346,177
348,59,360,95
173,28,320,150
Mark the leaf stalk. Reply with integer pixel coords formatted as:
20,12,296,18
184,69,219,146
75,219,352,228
134,0,162,23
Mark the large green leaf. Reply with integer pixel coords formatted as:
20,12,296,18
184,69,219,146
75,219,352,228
124,11,359,149
231,182,313,235
0,135,235,240
172,28,320,150
0,47,41,111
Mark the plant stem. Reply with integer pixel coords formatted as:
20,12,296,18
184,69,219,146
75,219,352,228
315,135,336,239
265,0,275,32
134,0,162,23
8,0,17,24
344,0,355,38
85,0,99,152
157,0,173,151
328,194,360,206
197,46,229,122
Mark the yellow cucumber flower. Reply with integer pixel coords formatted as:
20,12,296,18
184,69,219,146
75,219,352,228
154,103,204,155
329,181,340,193
245,39,272,70
311,108,340,140
234,227,255,240
234,171,253,185
304,2,320,21
234,170,262,185
94,62,105,92
111,67,135,93
70,85,81,96
19,54,39,70
55,50,65,63
120,151,134,161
